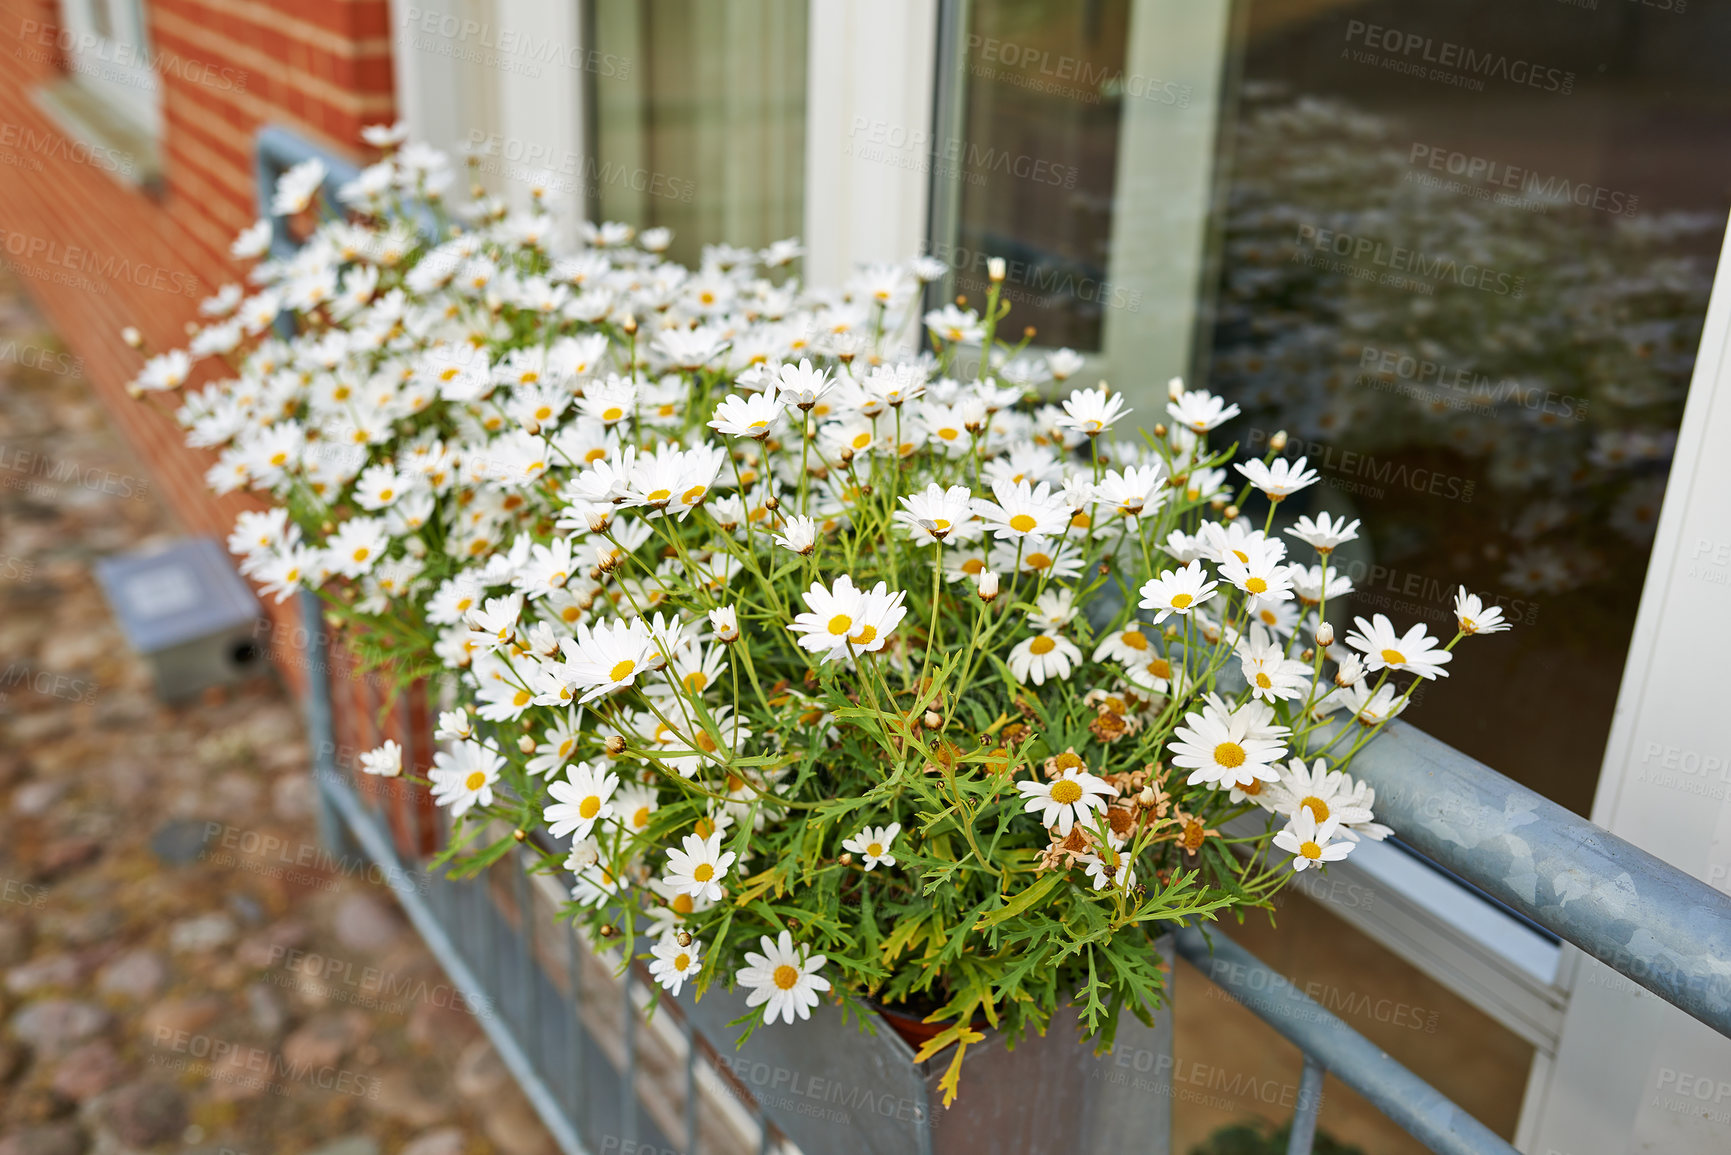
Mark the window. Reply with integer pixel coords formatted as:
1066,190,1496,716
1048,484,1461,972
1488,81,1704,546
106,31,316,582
54,0,162,137
588,0,807,269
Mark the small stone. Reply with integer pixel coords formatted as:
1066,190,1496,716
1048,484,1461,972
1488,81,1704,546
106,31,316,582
39,909,117,949
96,1081,187,1147
400,1127,465,1155
227,892,265,926
49,1040,122,1101
6,954,84,995
11,781,66,817
368,1070,452,1127
10,1000,111,1057
453,1038,508,1100
203,1046,268,1102
0,1123,88,1155
139,995,223,1040
243,983,287,1038
148,817,213,866
304,1139,379,1155
0,921,34,968
35,839,100,878
234,919,308,968
281,1009,368,1070
481,1096,557,1155
95,950,166,1002
332,892,404,952
168,913,236,954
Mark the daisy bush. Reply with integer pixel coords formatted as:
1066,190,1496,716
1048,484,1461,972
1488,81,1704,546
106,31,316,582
127,129,1511,1105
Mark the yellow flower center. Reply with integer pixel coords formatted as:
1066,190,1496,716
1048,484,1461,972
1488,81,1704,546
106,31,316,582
1071,511,1091,529
685,671,708,692
1121,630,1148,651
827,614,853,636
585,447,607,463
1300,840,1323,860
1009,513,1038,533
1245,577,1267,594
674,952,691,970
867,842,884,857
513,689,532,707
773,964,801,990
849,624,878,646
672,893,694,914
683,485,707,504
961,558,985,575
1301,796,1329,822
580,796,602,819
1170,593,1193,609
1255,672,1272,689
1029,636,1056,655
609,659,636,682
695,732,718,753
632,806,650,829
464,771,487,791
1026,552,1052,571
602,406,624,421
646,487,672,503
1214,742,1246,769
1055,752,1084,772
692,863,715,882
1381,648,1407,666
1240,779,1262,796
1147,658,1172,679
1050,780,1084,805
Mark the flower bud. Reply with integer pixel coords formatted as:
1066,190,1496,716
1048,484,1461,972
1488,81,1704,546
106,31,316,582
1315,621,1335,647
121,326,143,349
1270,430,1288,452
987,256,1007,283
675,930,693,947
1167,376,1185,401
977,570,1000,602
517,735,537,754
605,734,628,757
1223,504,1240,521
924,710,943,729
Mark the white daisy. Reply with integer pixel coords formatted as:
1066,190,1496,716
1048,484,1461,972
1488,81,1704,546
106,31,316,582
544,762,620,842
1169,699,1287,788
1054,386,1129,437
1453,587,1511,635
1016,768,1117,836
894,483,977,545
1344,614,1453,680
737,931,831,1026
1008,632,1081,686
1092,622,1157,665
773,515,819,556
1167,388,1240,433
1287,512,1360,554
974,478,1069,541
663,831,737,903
429,742,503,818
359,740,402,778
1138,560,1219,623
1273,808,1353,872
709,391,784,440
841,823,901,870
1236,456,1319,499
648,933,702,997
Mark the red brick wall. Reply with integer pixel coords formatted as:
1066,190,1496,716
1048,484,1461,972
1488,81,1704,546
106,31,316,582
0,0,397,693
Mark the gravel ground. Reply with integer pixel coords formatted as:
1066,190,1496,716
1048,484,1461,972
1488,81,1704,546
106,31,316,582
0,272,559,1155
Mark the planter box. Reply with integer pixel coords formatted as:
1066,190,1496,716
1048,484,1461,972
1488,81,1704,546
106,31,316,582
677,939,1174,1155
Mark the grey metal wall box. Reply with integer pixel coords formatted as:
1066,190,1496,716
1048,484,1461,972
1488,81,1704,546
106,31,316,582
94,536,264,700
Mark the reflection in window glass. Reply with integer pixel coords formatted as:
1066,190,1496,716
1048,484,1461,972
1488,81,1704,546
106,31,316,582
589,0,806,270
947,0,1131,352
1200,1,1724,814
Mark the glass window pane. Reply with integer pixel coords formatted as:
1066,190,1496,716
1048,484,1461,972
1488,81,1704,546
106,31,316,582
946,0,1131,352
590,0,807,269
946,0,1728,816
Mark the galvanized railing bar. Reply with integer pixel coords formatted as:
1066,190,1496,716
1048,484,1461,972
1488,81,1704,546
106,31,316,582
622,970,639,1145
1175,926,1518,1155
1287,1055,1325,1155
1346,720,1731,1038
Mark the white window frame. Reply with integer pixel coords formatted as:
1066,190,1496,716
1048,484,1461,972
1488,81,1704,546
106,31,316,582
55,0,161,137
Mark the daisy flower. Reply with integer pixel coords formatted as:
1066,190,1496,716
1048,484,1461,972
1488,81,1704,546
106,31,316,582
1217,538,1294,603
429,742,503,818
709,391,784,439
708,605,740,643
788,575,906,662
773,515,819,555
737,931,831,1025
1093,623,1156,665
1273,808,1353,872
1017,768,1117,836
1138,560,1219,623
566,618,659,701
1453,587,1511,635
359,740,402,778
1046,348,1085,381
1093,466,1166,520
1008,632,1081,686
974,478,1069,541
775,358,833,411
1236,456,1319,499
1054,386,1129,436
1267,759,1375,832
1081,851,1136,891
1166,388,1240,433
1169,699,1287,788
648,933,702,997
611,783,659,838
1344,614,1453,680
544,762,620,842
663,831,737,902
1287,512,1360,554
1237,627,1311,703
841,823,901,870
894,483,977,545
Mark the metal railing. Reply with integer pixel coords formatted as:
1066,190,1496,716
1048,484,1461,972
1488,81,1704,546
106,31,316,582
251,125,1731,1155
